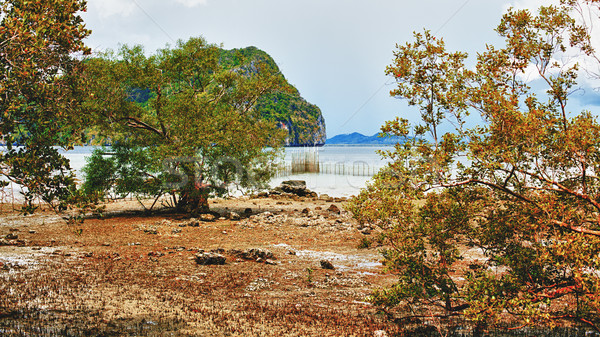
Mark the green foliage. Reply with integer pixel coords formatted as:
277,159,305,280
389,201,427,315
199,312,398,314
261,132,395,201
81,144,165,208
349,1,600,330
83,37,287,213
0,0,91,212
81,46,325,147
256,91,326,146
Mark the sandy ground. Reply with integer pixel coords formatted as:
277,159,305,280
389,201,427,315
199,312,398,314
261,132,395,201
0,196,403,336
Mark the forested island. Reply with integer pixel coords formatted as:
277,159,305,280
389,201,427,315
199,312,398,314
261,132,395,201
84,46,326,148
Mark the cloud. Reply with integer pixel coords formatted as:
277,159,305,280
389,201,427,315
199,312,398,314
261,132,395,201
88,0,136,18
174,0,208,7
502,0,559,12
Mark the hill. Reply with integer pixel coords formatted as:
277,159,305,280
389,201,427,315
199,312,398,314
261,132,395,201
326,132,407,145
84,46,326,147
220,47,326,147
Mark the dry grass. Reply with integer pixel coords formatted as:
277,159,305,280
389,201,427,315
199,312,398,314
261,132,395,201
0,197,403,336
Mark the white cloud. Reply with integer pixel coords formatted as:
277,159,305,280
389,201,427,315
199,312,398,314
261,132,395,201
88,0,137,18
174,0,208,7
502,0,559,12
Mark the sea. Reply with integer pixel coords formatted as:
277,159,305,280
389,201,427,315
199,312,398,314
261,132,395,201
2,145,393,200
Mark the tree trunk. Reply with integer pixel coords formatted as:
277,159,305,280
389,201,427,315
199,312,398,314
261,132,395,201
177,181,210,215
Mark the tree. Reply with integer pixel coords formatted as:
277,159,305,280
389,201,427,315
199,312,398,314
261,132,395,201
0,0,91,213
349,0,600,331
83,37,287,214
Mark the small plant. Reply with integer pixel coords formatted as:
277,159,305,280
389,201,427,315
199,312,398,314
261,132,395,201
357,237,372,249
306,268,314,284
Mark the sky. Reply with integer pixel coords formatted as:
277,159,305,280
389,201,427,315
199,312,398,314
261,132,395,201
81,0,600,138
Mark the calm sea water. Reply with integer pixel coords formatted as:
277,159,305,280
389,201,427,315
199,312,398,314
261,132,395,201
5,145,392,199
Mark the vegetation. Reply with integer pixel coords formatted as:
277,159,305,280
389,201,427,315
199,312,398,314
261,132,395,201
349,0,600,331
82,38,288,213
0,0,91,213
221,47,326,146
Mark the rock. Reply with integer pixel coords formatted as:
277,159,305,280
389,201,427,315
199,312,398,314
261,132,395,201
373,330,388,337
171,228,182,234
327,204,341,214
5,233,18,240
199,214,216,222
28,230,36,234
283,180,306,189
195,252,226,265
287,250,297,256
156,219,172,226
319,194,330,200
272,180,315,197
144,228,158,234
148,251,165,258
265,259,278,265
230,248,275,262
101,242,111,247
227,212,241,220
244,208,253,214
301,208,310,214
320,260,335,270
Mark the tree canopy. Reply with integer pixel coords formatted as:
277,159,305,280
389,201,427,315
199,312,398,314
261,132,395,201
0,0,91,213
349,0,600,331
82,37,287,213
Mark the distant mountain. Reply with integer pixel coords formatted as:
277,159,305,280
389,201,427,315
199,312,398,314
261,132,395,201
326,132,408,145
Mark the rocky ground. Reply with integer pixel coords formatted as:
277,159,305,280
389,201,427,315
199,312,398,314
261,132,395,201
0,191,405,336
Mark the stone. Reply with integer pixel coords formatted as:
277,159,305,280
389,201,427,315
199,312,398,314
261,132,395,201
272,180,315,197
227,212,241,220
320,260,335,270
195,252,226,265
5,233,18,240
373,330,388,337
327,204,341,214
199,214,216,222
230,248,275,262
144,228,158,234
244,208,253,214
148,251,165,258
